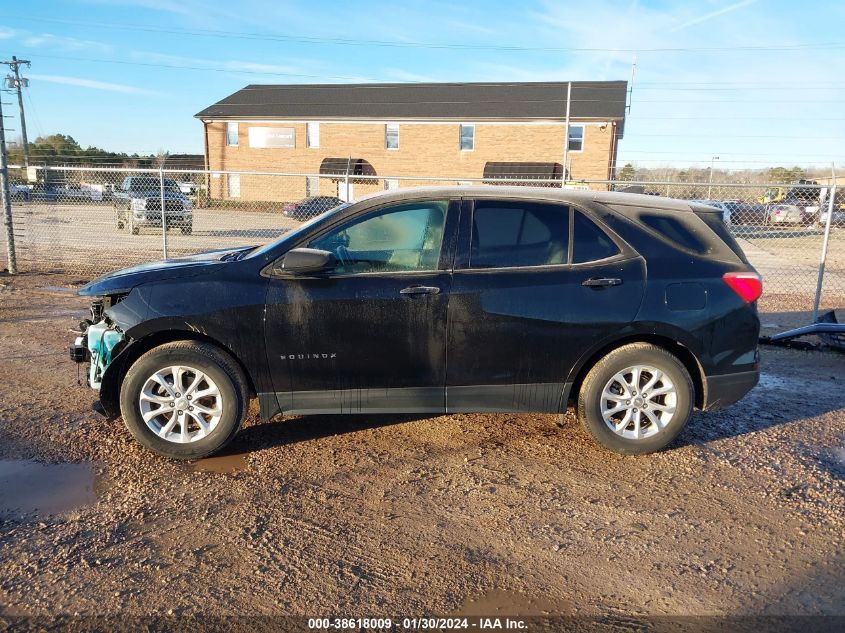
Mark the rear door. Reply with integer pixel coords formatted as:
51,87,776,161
445,198,646,412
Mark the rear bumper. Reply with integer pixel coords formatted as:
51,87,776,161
703,370,759,410
135,214,192,226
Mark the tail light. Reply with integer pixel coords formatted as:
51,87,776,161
723,272,763,303
283,203,296,212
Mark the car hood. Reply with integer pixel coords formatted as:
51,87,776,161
78,246,256,296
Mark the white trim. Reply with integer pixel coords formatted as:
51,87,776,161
567,124,585,153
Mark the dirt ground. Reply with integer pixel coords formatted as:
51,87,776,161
0,273,843,622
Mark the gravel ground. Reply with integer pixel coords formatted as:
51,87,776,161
0,273,843,620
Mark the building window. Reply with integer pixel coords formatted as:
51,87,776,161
228,173,240,198
567,125,584,152
306,175,318,196
384,178,399,191
226,122,239,147
385,123,399,150
460,124,475,151
306,122,320,148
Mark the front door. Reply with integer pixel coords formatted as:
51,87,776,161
446,198,646,412
264,198,459,414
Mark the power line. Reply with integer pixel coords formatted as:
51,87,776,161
3,14,843,53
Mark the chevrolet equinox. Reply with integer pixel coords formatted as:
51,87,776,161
70,188,762,459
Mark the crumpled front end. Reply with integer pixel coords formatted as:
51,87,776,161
69,297,127,391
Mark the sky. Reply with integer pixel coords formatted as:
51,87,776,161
1,0,845,170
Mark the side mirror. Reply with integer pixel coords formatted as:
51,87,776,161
279,248,336,274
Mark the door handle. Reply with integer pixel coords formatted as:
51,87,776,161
400,285,441,296
582,277,622,288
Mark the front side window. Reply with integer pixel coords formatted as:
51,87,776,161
572,211,619,263
306,122,320,148
308,201,447,274
226,121,239,147
460,124,475,151
385,123,399,150
470,201,569,269
567,125,584,152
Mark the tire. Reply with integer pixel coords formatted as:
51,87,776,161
181,225,192,235
130,220,139,235
577,343,694,455
119,341,249,459
117,220,124,230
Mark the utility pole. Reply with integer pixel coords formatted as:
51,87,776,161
2,56,30,168
0,93,17,273
708,156,720,199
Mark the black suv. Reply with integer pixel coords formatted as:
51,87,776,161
114,176,194,235
70,188,761,459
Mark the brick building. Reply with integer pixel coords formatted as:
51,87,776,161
195,81,627,201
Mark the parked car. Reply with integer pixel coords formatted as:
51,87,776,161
283,195,343,220
723,200,770,225
816,188,845,227
28,184,58,202
113,176,193,235
768,203,813,225
8,183,30,201
70,187,761,460
56,184,103,202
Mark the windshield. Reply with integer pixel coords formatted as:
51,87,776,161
128,178,182,193
246,202,351,259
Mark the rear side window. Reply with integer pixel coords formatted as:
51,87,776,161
638,214,711,254
471,201,569,268
573,211,619,263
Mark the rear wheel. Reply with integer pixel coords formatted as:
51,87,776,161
577,343,693,455
119,341,249,459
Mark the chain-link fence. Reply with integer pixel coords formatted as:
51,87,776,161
2,165,842,326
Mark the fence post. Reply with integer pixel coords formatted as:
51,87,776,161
812,168,836,322
344,156,351,202
0,95,17,274
159,166,168,260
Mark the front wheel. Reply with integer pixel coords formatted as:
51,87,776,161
119,341,249,459
577,343,693,455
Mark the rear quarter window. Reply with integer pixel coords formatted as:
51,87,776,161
573,211,620,263
637,214,712,255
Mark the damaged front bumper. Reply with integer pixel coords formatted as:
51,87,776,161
69,299,127,391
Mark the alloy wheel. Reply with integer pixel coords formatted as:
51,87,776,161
138,365,223,443
599,365,677,440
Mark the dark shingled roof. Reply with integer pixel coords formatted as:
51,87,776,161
195,81,628,125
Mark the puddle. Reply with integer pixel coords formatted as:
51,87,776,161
457,590,573,617
186,453,248,474
757,372,830,394
0,460,98,517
